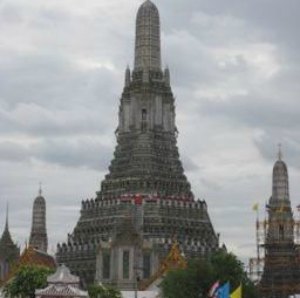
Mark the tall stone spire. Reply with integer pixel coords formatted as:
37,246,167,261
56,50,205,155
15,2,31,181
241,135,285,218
134,0,161,72
259,150,300,298
271,146,289,203
57,1,218,287
268,148,292,239
100,0,191,199
29,185,48,252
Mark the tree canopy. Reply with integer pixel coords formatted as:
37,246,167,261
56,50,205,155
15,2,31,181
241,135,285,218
88,283,122,298
3,265,54,298
161,250,259,298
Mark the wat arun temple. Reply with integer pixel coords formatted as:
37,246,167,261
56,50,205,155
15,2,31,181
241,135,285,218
56,0,219,289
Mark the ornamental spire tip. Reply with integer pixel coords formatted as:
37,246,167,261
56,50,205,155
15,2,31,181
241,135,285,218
278,143,283,161
5,202,9,231
39,182,42,196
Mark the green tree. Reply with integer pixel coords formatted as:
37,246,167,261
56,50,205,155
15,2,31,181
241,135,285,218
161,250,259,298
88,284,122,298
210,251,258,298
210,251,245,289
161,258,215,298
3,265,54,298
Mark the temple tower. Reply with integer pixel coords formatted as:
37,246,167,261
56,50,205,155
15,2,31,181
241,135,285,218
100,0,192,199
29,185,48,252
0,205,20,281
57,0,218,288
259,148,300,297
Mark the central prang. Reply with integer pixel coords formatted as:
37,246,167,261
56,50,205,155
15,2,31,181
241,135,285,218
56,1,219,289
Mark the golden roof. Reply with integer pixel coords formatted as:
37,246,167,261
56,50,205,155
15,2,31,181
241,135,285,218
139,241,186,291
0,246,56,286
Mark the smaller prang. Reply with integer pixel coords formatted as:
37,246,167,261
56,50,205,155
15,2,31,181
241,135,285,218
29,183,48,252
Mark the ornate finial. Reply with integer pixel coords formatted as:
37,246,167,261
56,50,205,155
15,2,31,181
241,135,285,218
5,202,9,230
278,143,282,161
125,65,131,87
39,182,42,196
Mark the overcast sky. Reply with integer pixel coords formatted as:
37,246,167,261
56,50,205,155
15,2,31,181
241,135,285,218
0,0,300,266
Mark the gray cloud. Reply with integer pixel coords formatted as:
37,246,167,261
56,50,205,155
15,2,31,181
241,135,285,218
32,138,112,170
0,138,113,170
0,141,30,162
0,102,115,137
181,155,200,172
0,0,300,262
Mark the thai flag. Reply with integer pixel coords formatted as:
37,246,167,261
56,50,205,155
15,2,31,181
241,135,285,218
208,280,220,297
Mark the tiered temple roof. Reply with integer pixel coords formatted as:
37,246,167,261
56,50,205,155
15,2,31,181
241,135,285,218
0,206,20,282
36,264,88,298
0,218,19,261
0,246,56,285
18,246,56,269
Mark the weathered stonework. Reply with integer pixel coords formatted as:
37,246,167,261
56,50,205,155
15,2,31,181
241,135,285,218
56,0,218,288
29,187,48,253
